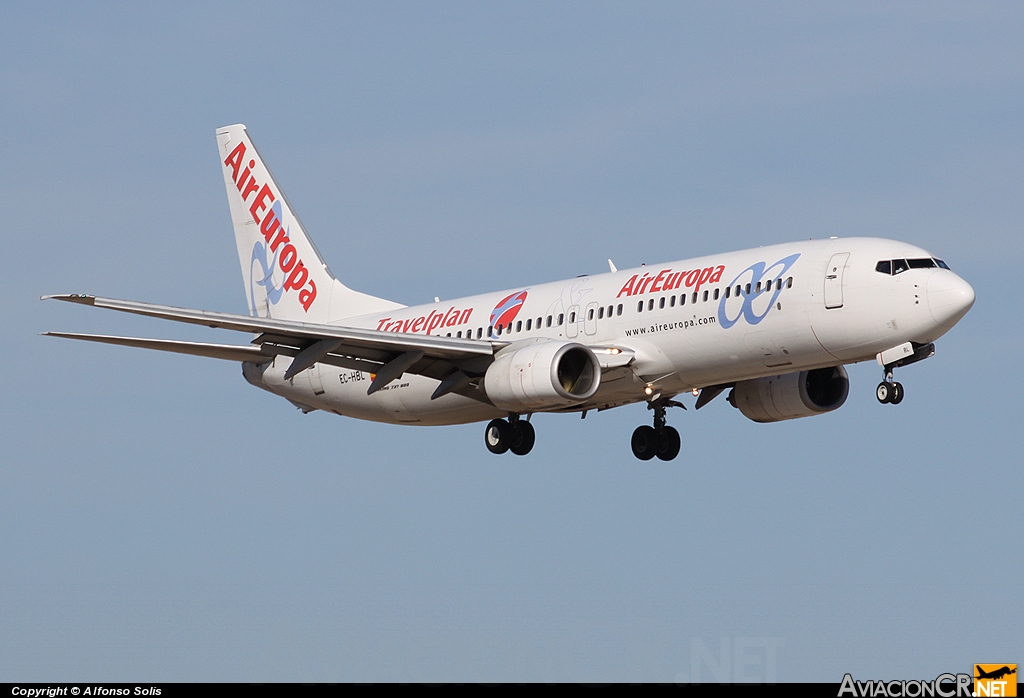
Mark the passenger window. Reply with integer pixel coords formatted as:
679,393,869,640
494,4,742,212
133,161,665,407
546,315,552,327
616,304,623,316
659,297,665,309
755,282,761,293
569,312,576,323
725,286,730,298
587,308,594,320
637,301,643,313
516,320,522,332
713,288,720,300
477,328,483,338
786,277,793,288
670,295,676,307
775,279,782,291
598,307,604,319
908,258,936,269
526,319,532,331
691,292,698,304
735,285,741,297
607,305,613,317
744,283,751,295
496,324,502,335
456,331,462,338
702,290,708,302
935,259,950,270
557,313,564,325
892,259,909,274
446,333,451,337
875,260,892,275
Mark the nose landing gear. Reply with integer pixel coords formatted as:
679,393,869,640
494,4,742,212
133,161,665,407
484,414,536,455
876,369,904,405
631,398,684,461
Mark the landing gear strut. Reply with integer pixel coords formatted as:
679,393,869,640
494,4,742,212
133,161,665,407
631,398,683,461
876,368,904,405
484,414,535,456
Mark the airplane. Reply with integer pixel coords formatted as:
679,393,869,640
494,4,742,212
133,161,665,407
975,666,1016,681
42,124,976,461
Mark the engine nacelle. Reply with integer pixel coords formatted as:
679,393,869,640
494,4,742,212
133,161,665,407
730,365,849,423
483,341,601,411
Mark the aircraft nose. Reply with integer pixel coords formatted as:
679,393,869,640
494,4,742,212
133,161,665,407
927,271,975,328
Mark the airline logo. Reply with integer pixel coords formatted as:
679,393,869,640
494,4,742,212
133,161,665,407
490,291,527,335
617,265,725,298
224,141,318,313
718,253,800,329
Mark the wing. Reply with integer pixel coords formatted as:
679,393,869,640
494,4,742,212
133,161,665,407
44,294,499,397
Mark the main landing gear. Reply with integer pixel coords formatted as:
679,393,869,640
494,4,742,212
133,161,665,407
485,413,536,456
631,398,684,461
876,368,904,405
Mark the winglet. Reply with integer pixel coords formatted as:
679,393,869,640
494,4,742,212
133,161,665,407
41,294,97,305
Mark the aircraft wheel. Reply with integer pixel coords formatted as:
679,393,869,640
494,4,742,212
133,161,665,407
510,420,536,456
485,419,511,454
876,382,891,404
656,426,681,461
890,382,904,405
631,425,658,461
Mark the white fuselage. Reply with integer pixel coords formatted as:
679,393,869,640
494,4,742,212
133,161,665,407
246,237,974,425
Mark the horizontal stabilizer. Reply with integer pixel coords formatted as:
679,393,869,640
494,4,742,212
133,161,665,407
42,332,276,364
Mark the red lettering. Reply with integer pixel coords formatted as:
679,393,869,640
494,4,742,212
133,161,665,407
376,318,390,331
695,267,713,292
445,310,461,327
685,270,700,288
283,260,308,291
241,176,260,200
269,227,290,252
402,319,413,333
237,161,255,191
427,310,445,334
298,280,316,312
617,274,638,298
223,143,246,184
260,211,280,242
459,308,472,325
278,244,297,273
249,184,275,224
709,265,725,283
412,317,425,333
650,269,670,293
673,271,688,289
639,275,654,294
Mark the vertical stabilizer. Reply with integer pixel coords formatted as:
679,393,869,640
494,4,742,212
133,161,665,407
216,124,404,322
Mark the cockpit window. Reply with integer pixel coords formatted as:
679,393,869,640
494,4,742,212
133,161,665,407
934,258,950,270
875,260,892,274
908,258,936,269
892,259,909,275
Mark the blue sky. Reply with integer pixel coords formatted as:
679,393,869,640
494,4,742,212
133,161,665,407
1,2,1021,681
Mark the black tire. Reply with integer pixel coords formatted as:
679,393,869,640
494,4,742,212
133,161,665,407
890,382,904,405
631,425,658,461
656,426,681,461
509,420,536,456
876,382,891,404
485,419,511,454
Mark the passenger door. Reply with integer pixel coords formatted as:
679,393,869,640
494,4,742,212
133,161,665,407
824,252,850,309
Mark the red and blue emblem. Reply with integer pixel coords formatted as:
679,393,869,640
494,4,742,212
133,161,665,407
489,290,527,335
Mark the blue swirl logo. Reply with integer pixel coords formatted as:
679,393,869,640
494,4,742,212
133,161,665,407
717,253,800,329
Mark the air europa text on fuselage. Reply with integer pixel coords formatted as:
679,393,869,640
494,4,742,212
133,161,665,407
224,141,318,312
375,307,474,334
616,265,725,298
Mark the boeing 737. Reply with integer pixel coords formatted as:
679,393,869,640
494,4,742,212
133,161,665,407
43,125,976,460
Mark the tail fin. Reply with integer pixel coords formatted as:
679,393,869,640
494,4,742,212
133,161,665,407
216,124,404,322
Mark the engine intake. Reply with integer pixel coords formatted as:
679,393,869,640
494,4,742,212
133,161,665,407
730,365,849,423
483,341,601,411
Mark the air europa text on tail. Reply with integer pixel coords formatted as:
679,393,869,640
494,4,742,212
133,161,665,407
224,140,318,312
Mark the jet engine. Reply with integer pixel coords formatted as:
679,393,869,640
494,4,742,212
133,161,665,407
483,341,601,411
729,365,849,423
